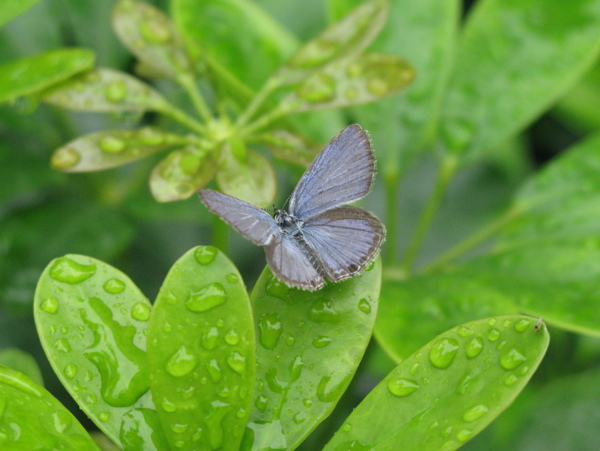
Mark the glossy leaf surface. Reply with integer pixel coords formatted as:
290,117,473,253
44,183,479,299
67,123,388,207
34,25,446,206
0,348,44,386
148,246,255,450
34,255,167,449
0,365,99,449
0,48,95,103
325,316,549,451
51,127,189,172
244,258,381,451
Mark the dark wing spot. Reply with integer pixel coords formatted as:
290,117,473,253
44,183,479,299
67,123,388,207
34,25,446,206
348,263,359,273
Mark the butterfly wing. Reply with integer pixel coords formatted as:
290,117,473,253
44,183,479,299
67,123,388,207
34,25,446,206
265,234,325,291
300,205,385,282
289,124,375,219
198,189,279,245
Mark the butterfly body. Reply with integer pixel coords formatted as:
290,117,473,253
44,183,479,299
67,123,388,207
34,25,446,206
199,124,385,291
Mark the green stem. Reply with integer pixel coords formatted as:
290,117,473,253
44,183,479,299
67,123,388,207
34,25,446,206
240,105,290,137
419,204,523,274
159,103,206,135
212,216,229,254
236,77,280,129
384,174,399,265
401,155,458,273
177,73,213,122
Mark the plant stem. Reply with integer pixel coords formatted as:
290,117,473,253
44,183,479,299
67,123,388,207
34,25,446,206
401,155,458,273
177,73,213,122
159,104,206,135
419,204,523,274
236,77,280,129
212,215,229,253
384,174,399,265
240,105,290,137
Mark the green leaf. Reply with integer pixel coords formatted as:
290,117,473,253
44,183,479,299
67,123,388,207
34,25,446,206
335,0,460,176
554,62,600,133
0,0,41,28
325,315,549,451
259,129,321,166
244,258,381,451
279,0,390,85
147,246,255,450
376,273,519,362
0,347,43,386
34,255,168,449
50,127,189,172
112,0,192,80
281,53,414,113
171,0,297,89
216,146,277,208
438,0,600,163
41,67,169,112
150,147,217,202
0,365,100,449
0,48,95,104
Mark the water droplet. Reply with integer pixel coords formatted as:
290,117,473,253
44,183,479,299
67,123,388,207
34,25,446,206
519,365,530,376
255,395,268,412
296,72,336,102
51,147,80,170
64,364,77,379
343,423,352,432
103,278,126,294
224,329,240,345
139,127,165,145
429,421,439,430
289,356,303,382
487,328,501,341
429,338,460,369
216,319,225,327
186,282,226,312
105,80,127,103
166,345,198,377
367,77,388,95
312,335,332,348
463,404,489,422
266,277,289,298
165,292,178,305
457,428,473,442
226,273,239,283
51,410,72,433
258,313,282,350
388,377,419,397
201,327,219,350
40,297,59,314
303,398,313,408
55,338,71,353
163,322,173,332
171,423,189,433
502,319,511,328
131,302,151,321
162,398,177,412
514,319,531,332
457,325,473,337
85,394,97,405
316,375,346,402
194,246,218,265
236,408,246,419
309,298,340,323
206,359,222,383
98,412,110,422
226,351,246,374
293,411,307,424
456,373,473,395
500,347,528,370
285,333,295,346
99,135,126,153
49,257,96,284
488,318,497,326
358,299,371,314
410,362,420,375
496,340,507,350
465,337,483,358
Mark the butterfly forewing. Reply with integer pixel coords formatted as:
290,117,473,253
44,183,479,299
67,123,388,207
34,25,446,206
289,124,375,219
198,189,279,245
300,206,385,281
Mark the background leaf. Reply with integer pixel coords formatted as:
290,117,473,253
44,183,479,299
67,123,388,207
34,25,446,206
0,0,42,28
0,347,43,386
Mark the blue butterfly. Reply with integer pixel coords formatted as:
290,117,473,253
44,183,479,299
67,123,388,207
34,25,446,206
198,124,385,290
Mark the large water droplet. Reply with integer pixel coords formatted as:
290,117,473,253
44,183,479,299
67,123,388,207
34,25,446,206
51,147,80,170
255,395,268,412
289,356,303,382
296,72,336,103
55,338,71,353
258,313,282,350
51,410,72,433
429,338,460,369
162,398,177,412
388,377,419,397
465,337,483,358
226,273,239,283
103,278,126,294
201,327,219,350
487,328,501,341
64,364,78,379
514,319,531,332
224,329,240,345
358,299,371,314
105,80,127,103
456,428,473,442
98,412,110,422
463,404,489,422
316,375,346,402
166,345,198,377
312,335,332,348
226,351,246,374
309,298,340,323
456,373,473,395
40,297,59,314
457,325,474,337
206,359,222,383
131,302,151,322
500,347,528,370
266,277,290,298
194,246,218,265
49,257,96,284
99,135,126,153
186,283,226,312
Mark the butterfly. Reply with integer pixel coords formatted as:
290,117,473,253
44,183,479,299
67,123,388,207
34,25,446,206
198,124,385,291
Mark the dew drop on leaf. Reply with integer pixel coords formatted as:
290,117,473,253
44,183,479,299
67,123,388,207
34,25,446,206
162,398,177,412
63,363,77,379
309,298,340,323
54,338,71,353
387,377,419,397
40,297,59,314
457,325,474,337
201,327,219,350
206,359,222,383
266,277,290,298
103,278,126,294
255,395,268,412
487,328,501,341
226,351,246,374
312,335,332,348
462,404,489,422
500,347,528,370
226,273,239,283
465,337,483,358
185,282,227,312
98,135,126,153
166,345,198,377
98,412,110,422
130,302,151,321
457,428,473,442
51,147,80,170
429,337,460,369
358,298,371,314
194,246,218,265
514,318,531,332
504,374,519,386
258,313,282,350
104,80,127,103
224,329,240,345
49,257,96,284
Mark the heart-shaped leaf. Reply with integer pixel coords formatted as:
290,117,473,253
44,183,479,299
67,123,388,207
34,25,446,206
34,255,167,449
147,246,255,450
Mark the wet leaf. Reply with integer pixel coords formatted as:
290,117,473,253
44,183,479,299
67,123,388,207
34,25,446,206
112,0,192,80
279,0,389,85
0,0,41,28
41,67,169,112
259,129,321,166
0,347,44,386
150,147,217,202
147,246,255,450
438,0,600,163
34,255,168,449
325,316,549,451
216,146,277,208
0,48,95,104
282,53,414,113
50,127,189,172
243,258,381,451
0,365,100,449
172,0,297,89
